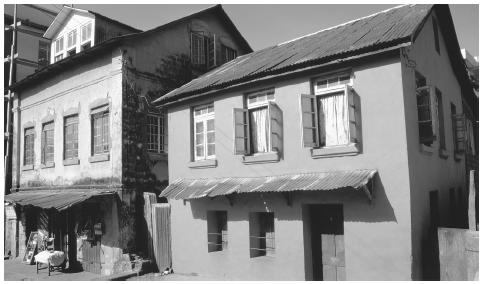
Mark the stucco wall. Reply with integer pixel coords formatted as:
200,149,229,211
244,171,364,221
400,11,468,279
12,48,123,188
167,55,414,280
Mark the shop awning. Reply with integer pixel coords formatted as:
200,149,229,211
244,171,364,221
5,188,120,211
160,169,377,200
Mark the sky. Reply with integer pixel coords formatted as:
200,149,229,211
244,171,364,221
5,4,479,57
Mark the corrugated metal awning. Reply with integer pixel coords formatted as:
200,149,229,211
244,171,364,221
161,169,377,200
5,188,120,211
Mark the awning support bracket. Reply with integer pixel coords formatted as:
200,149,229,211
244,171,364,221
282,192,294,207
362,177,374,203
225,194,236,206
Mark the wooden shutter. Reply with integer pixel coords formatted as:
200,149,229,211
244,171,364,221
453,113,466,153
346,85,359,143
207,34,216,68
234,108,250,155
430,86,440,143
268,101,283,153
300,94,319,147
416,86,435,144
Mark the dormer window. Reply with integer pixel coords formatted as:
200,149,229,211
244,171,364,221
54,37,64,62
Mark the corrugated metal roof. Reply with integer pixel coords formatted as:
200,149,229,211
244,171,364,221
160,169,377,200
156,4,433,105
5,188,120,211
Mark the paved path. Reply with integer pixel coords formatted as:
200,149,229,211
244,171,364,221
127,272,219,281
4,258,99,281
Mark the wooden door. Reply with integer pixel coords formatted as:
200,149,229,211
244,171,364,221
81,237,102,274
309,204,345,281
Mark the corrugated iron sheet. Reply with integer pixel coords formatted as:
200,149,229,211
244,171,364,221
160,169,377,200
5,188,120,211
157,4,432,104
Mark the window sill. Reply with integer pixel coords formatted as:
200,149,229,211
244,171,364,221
420,144,435,154
89,153,110,163
439,149,449,159
243,152,280,164
189,159,217,169
63,158,80,166
148,152,167,161
311,143,359,158
22,165,34,171
40,162,55,169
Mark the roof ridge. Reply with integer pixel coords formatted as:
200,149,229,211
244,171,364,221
277,4,414,47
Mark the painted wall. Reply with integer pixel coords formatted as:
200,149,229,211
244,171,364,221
12,49,123,188
167,55,415,280
400,11,468,279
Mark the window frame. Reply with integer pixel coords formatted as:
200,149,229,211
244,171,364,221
249,212,275,258
41,121,55,165
91,108,110,156
81,22,92,44
193,103,215,161
221,44,237,63
310,73,356,149
207,210,228,253
190,32,207,67
66,29,77,53
246,89,275,155
63,114,79,161
147,112,166,154
23,127,35,166
54,36,64,62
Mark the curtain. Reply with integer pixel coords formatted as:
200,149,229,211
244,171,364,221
318,92,349,146
250,107,270,153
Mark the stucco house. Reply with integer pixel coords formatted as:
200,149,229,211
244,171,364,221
5,5,251,275
155,4,478,280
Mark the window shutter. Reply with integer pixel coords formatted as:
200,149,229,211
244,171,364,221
268,101,283,153
346,85,359,143
41,129,45,163
234,108,250,155
453,113,466,153
429,86,440,143
416,86,435,144
300,94,319,147
207,34,216,68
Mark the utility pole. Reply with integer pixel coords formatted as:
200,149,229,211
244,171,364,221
5,4,18,195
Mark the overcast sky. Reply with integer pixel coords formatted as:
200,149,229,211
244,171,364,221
5,4,479,57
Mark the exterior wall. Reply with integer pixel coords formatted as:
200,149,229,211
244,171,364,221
12,49,123,188
94,16,138,44
50,11,94,63
400,11,468,279
15,28,50,81
167,55,414,280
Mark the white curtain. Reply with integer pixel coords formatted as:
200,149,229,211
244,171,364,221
319,92,349,146
250,107,270,153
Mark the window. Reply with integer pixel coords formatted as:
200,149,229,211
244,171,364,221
24,128,35,165
55,37,64,54
249,212,275,257
432,17,440,55
54,54,63,62
221,44,237,63
465,118,476,155
234,89,283,156
64,115,78,160
300,74,358,149
191,32,206,66
207,211,227,252
81,22,92,43
92,109,110,155
193,104,215,160
451,103,466,154
67,29,77,50
38,41,50,67
147,113,166,154
436,88,446,151
41,122,54,165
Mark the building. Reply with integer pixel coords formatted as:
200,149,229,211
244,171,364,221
4,4,57,195
155,4,477,280
5,5,251,275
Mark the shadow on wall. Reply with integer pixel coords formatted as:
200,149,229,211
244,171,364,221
187,172,396,224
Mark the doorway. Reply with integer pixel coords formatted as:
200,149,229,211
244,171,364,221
303,204,345,281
